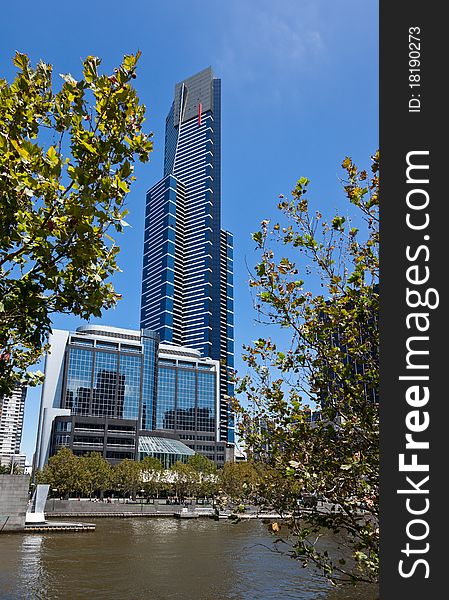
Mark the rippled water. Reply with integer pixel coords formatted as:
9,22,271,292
0,519,378,599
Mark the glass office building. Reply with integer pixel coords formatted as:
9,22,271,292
156,343,227,465
141,68,235,447
34,325,228,470
34,326,160,470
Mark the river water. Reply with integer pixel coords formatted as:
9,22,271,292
0,518,378,599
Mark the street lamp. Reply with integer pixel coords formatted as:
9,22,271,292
140,489,145,512
52,488,58,512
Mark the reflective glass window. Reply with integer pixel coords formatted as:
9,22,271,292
92,351,118,418
65,347,93,415
119,354,142,420
157,366,176,429
141,336,158,429
197,371,216,432
177,369,196,431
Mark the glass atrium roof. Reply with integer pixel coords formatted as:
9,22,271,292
138,436,195,456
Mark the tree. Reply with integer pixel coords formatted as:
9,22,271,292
37,447,81,497
0,459,24,474
187,453,217,475
0,51,153,396
113,458,141,500
187,454,218,500
218,461,260,507
140,456,163,498
79,452,112,498
235,153,379,584
170,461,197,502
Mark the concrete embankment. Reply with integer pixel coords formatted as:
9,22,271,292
0,474,30,532
43,499,284,520
44,499,214,518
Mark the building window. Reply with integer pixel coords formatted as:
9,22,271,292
92,352,119,418
106,451,135,460
121,344,142,353
119,354,142,420
177,369,196,431
197,371,215,432
70,337,94,346
159,358,176,366
178,361,195,368
65,347,94,415
96,341,118,349
54,435,70,446
55,421,72,432
157,367,176,430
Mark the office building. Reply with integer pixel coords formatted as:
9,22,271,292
155,342,228,464
34,325,158,470
318,287,379,409
140,67,235,447
34,324,228,471
0,385,27,469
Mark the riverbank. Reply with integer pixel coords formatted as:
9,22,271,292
44,497,356,520
43,498,284,519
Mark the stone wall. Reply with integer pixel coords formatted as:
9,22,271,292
44,498,212,516
45,499,173,515
0,474,30,532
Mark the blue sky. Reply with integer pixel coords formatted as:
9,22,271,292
1,0,378,462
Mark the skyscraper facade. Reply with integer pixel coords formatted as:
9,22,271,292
34,326,159,470
0,384,27,468
34,325,228,470
141,67,234,445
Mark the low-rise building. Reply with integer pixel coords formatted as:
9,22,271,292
34,324,231,471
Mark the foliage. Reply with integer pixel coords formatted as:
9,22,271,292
79,452,112,497
0,51,153,396
34,450,248,502
0,459,24,474
187,454,219,498
37,446,82,497
140,456,163,497
187,453,217,475
170,461,198,502
168,456,220,501
218,461,260,506
112,458,142,498
235,153,379,584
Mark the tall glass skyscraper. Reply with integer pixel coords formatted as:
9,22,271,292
141,67,234,445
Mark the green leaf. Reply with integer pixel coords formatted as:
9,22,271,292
13,52,29,71
78,139,97,154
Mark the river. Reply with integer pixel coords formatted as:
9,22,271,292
0,518,378,599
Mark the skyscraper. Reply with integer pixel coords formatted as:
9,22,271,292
141,67,234,445
0,384,27,468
